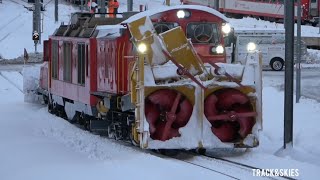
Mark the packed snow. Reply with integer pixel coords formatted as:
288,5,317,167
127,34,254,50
1,66,320,179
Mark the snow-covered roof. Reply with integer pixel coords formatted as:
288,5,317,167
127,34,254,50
235,28,285,35
123,5,229,23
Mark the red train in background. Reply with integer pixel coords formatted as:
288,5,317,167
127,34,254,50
37,5,262,151
181,0,320,25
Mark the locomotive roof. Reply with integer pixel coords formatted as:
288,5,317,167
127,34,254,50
123,5,229,23
52,12,137,38
52,5,228,39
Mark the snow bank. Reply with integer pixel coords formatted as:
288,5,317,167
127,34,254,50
305,49,320,64
258,87,320,166
22,65,42,103
229,17,320,37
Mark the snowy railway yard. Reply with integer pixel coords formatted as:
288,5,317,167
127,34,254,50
1,64,320,179
1,0,320,179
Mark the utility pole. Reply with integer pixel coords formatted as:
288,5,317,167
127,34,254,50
127,0,133,11
165,0,170,6
33,0,41,52
284,0,294,149
215,0,219,10
318,0,320,34
296,0,301,103
55,0,58,22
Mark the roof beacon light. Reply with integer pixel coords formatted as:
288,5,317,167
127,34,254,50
138,43,147,54
177,10,186,18
222,23,231,34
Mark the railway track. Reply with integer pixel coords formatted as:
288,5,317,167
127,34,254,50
116,142,248,179
200,153,296,180
0,72,23,93
171,151,294,180
116,140,290,180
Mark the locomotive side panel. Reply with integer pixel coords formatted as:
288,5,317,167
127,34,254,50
89,38,99,105
96,33,133,95
117,32,134,94
97,39,117,94
50,37,94,106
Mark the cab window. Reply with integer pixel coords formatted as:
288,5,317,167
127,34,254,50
186,23,220,44
153,22,179,34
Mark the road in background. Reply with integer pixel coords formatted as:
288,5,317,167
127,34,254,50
263,68,320,101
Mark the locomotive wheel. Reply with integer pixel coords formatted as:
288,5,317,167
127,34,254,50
145,89,193,141
204,88,256,142
48,103,54,114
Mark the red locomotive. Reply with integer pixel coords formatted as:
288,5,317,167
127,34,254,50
182,0,320,25
37,5,262,150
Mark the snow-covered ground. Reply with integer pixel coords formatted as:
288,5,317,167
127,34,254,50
229,17,320,37
0,71,236,180
1,67,319,179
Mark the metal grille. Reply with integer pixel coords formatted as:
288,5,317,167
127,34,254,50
54,25,68,36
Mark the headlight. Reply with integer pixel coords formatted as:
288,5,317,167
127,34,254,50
177,10,185,18
137,43,147,53
216,45,224,54
247,42,257,52
211,45,224,54
222,23,231,34
177,10,190,18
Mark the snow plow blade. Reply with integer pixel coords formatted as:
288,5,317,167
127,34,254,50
202,53,262,148
159,26,206,76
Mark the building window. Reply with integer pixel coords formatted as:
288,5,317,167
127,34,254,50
63,42,72,82
77,43,85,85
51,40,59,79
